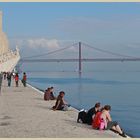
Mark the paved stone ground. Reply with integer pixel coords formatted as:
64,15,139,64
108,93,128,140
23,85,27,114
0,78,121,138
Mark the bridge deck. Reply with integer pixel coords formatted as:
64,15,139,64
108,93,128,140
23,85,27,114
21,58,140,63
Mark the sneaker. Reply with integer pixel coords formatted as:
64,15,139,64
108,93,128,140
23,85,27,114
119,132,127,138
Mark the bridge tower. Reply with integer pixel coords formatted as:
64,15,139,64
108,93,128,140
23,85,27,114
79,42,82,73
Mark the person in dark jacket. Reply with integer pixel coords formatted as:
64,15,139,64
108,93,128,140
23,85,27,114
77,102,101,125
86,102,101,125
7,72,12,87
22,72,27,87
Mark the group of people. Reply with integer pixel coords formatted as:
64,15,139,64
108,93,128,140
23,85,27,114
3,72,27,87
44,87,127,137
44,88,70,111
77,102,127,137
44,87,56,100
1,71,127,137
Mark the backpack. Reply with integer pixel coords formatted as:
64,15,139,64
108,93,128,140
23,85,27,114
77,110,87,123
92,111,102,129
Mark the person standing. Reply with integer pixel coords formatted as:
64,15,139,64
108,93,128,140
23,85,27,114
4,72,7,80
22,72,27,87
15,73,19,87
7,72,12,87
0,73,2,93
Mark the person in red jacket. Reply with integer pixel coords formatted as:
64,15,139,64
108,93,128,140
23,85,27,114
15,73,19,87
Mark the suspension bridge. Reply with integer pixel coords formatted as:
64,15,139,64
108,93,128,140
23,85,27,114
19,42,140,73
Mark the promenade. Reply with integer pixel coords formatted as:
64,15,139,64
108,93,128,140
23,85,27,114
0,78,121,138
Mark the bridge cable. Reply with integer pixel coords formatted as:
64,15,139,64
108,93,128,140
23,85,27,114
82,42,137,58
21,42,79,60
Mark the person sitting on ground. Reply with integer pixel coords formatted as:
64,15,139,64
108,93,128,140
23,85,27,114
50,87,56,100
100,105,126,137
86,102,101,125
52,91,70,111
44,88,51,101
77,102,101,124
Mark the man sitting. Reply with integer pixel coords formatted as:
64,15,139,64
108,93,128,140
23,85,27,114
52,91,70,111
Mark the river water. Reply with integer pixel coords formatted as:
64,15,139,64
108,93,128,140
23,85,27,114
26,62,140,137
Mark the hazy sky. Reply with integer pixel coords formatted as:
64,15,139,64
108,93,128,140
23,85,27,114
1,2,140,59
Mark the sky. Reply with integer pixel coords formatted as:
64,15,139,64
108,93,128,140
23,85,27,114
1,2,140,71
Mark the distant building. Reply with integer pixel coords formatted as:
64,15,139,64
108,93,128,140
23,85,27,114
0,11,20,72
0,11,9,55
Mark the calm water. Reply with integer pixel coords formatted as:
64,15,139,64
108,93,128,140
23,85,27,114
27,68,140,137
